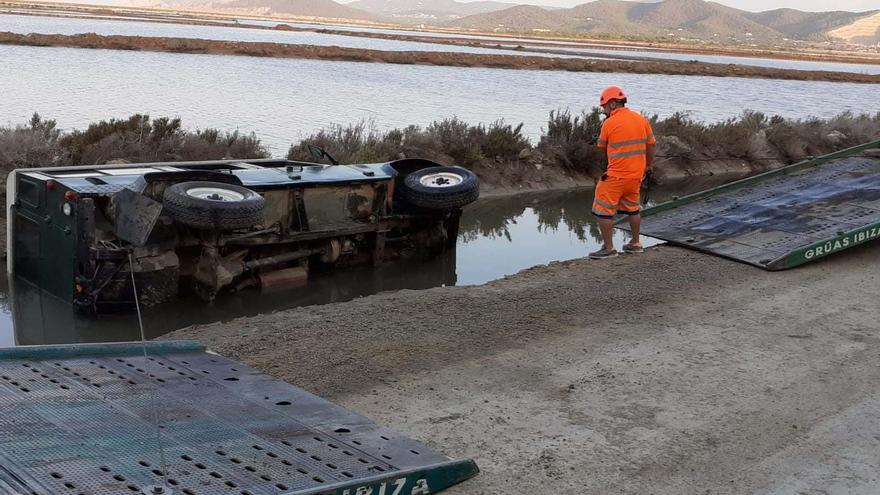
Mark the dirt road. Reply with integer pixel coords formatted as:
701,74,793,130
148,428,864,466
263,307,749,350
166,244,880,494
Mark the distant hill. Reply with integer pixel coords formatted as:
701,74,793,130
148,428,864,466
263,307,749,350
745,8,873,39
109,0,880,45
447,0,880,44
828,11,880,45
201,0,374,19
451,4,565,30
347,0,517,21
627,0,780,38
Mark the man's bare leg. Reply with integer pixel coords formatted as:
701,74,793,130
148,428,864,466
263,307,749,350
598,217,615,250
629,214,641,244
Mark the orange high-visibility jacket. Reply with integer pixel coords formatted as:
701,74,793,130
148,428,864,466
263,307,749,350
597,107,656,180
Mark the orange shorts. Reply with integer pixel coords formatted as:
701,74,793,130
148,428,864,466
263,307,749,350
592,176,642,218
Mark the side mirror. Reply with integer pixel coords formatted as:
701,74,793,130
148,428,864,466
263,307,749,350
307,144,339,166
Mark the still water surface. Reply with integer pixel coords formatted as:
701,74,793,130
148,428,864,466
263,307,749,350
550,46,880,75
6,13,877,74
0,182,735,347
2,44,878,155
0,13,602,59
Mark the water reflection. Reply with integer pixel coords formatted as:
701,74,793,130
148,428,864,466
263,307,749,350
0,178,731,346
1,252,458,346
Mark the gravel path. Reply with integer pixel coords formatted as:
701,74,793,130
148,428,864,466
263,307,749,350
166,243,880,494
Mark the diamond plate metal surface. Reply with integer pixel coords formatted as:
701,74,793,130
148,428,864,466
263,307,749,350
634,157,880,268
0,342,473,495
57,181,131,195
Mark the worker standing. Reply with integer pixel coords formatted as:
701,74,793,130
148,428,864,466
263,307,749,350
589,86,656,259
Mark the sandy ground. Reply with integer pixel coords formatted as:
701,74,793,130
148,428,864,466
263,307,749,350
166,242,880,494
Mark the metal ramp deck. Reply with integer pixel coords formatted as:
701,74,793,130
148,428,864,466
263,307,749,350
0,341,478,495
629,140,880,270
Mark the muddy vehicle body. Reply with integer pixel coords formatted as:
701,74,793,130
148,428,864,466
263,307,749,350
6,158,479,313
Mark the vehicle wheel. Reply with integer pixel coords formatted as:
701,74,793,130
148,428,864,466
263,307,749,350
402,166,480,209
162,181,264,230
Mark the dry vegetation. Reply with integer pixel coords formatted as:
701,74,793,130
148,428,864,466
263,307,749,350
2,110,878,187
0,114,268,171
288,110,880,181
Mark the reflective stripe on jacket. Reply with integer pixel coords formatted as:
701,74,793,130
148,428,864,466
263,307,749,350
597,107,656,180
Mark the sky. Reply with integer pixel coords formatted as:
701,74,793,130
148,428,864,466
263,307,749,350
341,0,880,13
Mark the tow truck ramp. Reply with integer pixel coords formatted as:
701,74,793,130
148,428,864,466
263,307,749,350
631,140,880,269
0,341,478,495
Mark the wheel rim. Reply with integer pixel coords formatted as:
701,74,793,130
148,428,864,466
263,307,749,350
419,172,464,188
186,186,245,202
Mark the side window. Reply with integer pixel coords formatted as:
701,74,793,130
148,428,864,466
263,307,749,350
18,178,40,209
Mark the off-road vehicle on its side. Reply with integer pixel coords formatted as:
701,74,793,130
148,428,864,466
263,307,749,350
6,156,479,313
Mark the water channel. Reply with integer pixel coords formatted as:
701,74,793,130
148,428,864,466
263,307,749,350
0,179,730,347
4,12,878,74
2,42,878,155
0,13,604,59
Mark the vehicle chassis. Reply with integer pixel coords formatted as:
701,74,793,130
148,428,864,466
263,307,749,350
7,158,476,313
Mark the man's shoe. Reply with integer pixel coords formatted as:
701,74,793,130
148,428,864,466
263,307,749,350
589,248,618,259
622,241,644,254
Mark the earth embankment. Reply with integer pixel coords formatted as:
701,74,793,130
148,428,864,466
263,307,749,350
2,32,879,84
165,243,880,493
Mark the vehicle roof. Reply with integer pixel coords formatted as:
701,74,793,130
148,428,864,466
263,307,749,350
17,159,396,195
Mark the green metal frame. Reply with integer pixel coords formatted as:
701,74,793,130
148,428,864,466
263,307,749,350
297,459,479,495
0,340,205,359
766,222,880,270
634,139,880,270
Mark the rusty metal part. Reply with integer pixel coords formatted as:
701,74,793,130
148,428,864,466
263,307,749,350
110,188,164,247
320,238,341,264
243,248,320,271
192,247,247,300
373,232,387,265
222,217,415,246
191,246,320,300
219,225,281,244
259,266,308,292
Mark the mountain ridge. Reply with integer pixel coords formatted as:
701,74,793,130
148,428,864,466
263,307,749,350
445,0,880,43
346,0,518,21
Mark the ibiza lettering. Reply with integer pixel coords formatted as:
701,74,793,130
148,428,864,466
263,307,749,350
803,227,880,259
340,478,430,495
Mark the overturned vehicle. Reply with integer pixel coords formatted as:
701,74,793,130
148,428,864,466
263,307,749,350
7,157,479,312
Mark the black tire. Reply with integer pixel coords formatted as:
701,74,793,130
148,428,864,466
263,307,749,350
402,166,480,210
162,181,264,230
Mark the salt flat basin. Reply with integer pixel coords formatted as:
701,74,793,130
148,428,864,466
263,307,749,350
0,13,599,59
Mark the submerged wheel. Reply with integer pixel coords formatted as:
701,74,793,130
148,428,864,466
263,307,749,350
402,166,480,209
162,181,264,230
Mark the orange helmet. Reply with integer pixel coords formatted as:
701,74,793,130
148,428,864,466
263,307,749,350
599,86,627,106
